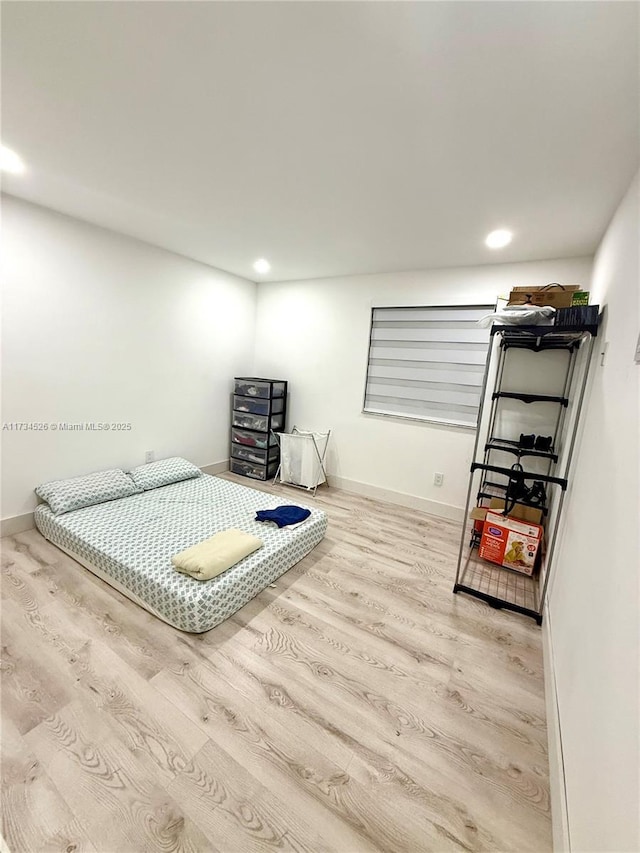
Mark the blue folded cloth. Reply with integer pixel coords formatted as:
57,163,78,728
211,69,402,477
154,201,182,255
255,505,311,528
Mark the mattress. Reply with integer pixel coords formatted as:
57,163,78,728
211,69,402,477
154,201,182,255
34,474,327,633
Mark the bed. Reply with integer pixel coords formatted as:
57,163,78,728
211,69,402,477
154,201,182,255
34,473,327,632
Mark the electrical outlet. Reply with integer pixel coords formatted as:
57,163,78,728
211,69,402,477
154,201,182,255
433,472,444,487
145,450,155,464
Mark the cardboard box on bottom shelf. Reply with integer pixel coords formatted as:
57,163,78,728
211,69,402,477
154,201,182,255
470,499,543,536
492,498,543,523
479,511,543,576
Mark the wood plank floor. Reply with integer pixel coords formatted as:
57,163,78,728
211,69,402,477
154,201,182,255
1,475,551,852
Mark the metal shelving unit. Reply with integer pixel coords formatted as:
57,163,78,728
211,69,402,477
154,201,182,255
453,322,599,624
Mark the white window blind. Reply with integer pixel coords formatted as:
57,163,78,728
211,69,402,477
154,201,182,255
363,305,493,427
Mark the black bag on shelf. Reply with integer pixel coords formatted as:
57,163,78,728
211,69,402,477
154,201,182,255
534,435,553,452
503,465,547,515
503,463,527,514
519,433,535,449
527,481,547,507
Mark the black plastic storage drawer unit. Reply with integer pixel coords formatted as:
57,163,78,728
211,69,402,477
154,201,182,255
234,378,286,399
230,377,287,481
233,395,285,417
230,459,279,481
230,443,280,466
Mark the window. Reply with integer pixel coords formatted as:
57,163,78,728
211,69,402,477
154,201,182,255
363,305,493,428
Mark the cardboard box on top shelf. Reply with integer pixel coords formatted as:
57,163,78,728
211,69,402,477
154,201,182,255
508,283,584,309
479,512,544,576
510,284,582,293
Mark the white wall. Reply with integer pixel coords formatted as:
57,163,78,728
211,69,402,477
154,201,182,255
1,195,256,520
546,174,639,852
253,256,592,517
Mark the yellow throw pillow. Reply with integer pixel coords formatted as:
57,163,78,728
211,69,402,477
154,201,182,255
172,528,263,581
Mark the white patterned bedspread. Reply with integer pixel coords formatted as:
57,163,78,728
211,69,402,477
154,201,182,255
34,474,327,632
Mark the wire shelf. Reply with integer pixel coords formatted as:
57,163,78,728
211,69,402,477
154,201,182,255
491,324,598,351
454,317,599,624
456,547,541,621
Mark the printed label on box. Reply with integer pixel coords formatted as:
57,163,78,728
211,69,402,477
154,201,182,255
479,512,543,576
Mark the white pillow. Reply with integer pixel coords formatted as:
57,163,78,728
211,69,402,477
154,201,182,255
128,457,202,491
35,469,141,516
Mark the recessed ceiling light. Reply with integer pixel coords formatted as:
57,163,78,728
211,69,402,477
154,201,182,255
0,145,26,174
253,258,271,275
485,229,513,249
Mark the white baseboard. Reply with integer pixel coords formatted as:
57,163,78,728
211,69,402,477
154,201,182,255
542,603,571,852
0,460,230,538
201,459,229,476
327,474,463,522
1,512,36,536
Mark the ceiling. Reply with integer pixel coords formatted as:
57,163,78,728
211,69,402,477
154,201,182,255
2,2,638,282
